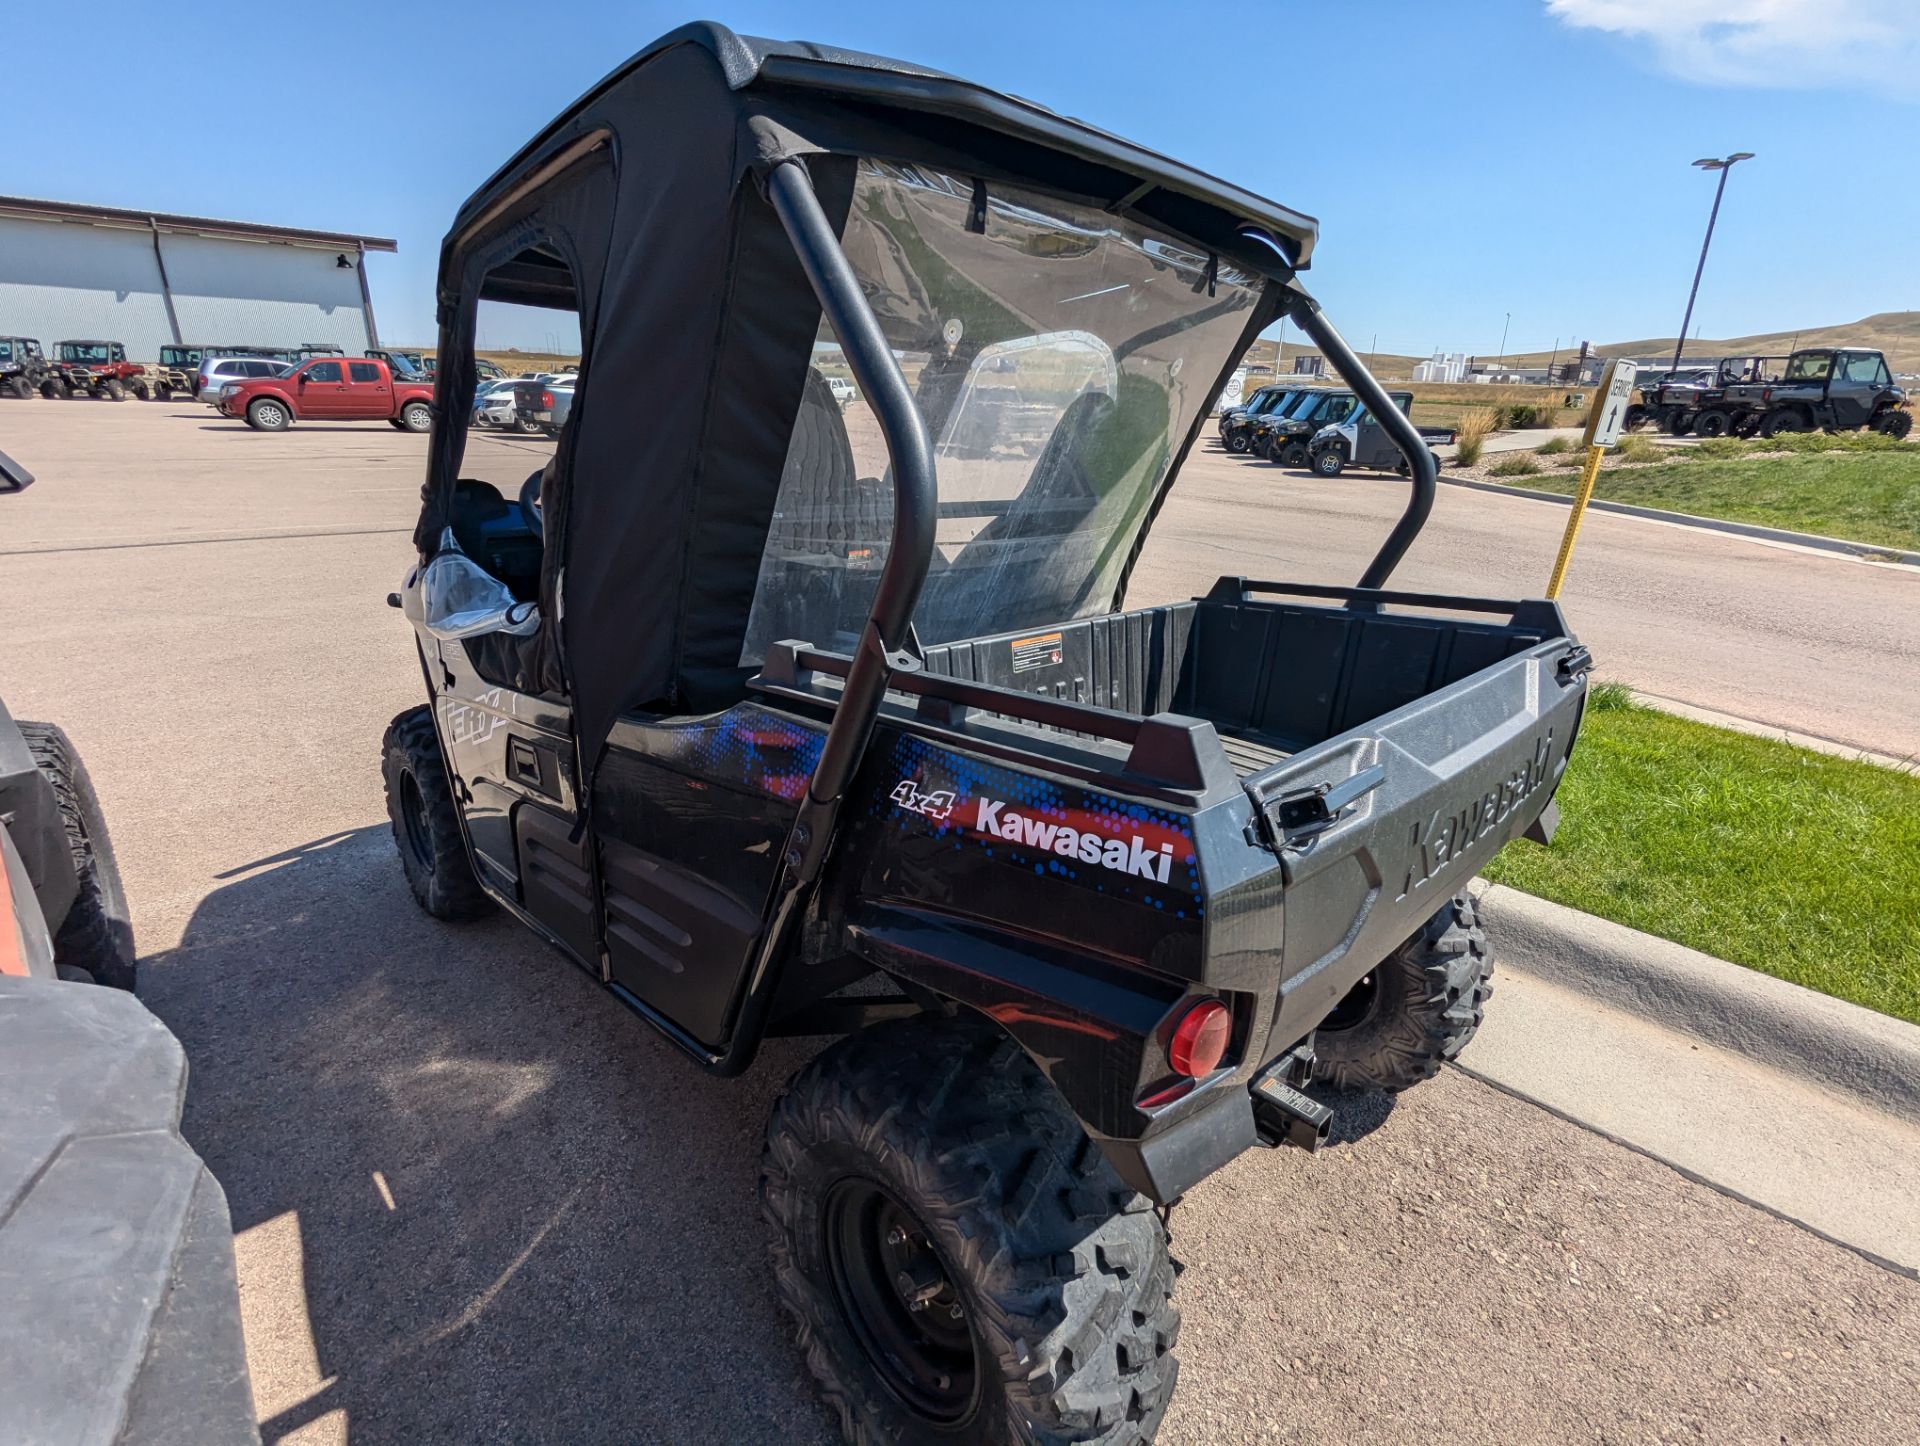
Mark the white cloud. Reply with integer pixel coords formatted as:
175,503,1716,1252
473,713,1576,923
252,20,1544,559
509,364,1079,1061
1547,0,1920,98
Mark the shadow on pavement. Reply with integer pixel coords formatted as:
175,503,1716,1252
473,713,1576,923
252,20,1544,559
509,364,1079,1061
1307,1082,1398,1147
140,825,837,1444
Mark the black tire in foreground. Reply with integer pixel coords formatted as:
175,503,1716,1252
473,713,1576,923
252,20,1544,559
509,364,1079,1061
1694,409,1731,438
18,723,137,991
764,1015,1180,1444
1225,431,1250,454
381,706,494,921
1312,892,1491,1092
1278,440,1310,468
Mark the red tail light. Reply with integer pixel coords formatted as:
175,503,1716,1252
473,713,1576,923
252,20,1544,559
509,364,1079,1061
541,390,554,408
1168,1000,1231,1078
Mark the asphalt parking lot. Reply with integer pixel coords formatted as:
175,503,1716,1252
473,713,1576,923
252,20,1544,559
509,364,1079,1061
4,400,1918,1444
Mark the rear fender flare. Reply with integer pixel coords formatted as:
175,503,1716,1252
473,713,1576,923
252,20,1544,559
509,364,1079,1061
839,904,1259,1200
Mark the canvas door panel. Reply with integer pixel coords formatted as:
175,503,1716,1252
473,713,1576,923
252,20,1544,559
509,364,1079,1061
592,707,822,1047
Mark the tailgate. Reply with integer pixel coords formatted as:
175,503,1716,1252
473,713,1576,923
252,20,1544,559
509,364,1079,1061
1246,640,1588,1051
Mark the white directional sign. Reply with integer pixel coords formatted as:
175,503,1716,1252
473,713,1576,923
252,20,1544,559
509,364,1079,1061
1584,360,1640,449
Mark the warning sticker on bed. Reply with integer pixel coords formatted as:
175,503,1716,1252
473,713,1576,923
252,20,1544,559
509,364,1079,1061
1010,631,1065,673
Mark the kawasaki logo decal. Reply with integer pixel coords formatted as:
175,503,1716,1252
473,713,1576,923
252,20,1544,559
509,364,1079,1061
973,797,1175,883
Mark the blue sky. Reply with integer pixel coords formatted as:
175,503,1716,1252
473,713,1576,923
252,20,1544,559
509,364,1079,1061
11,1,1913,355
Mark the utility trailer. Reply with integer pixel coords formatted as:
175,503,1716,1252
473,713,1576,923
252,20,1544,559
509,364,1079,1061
380,25,1589,1441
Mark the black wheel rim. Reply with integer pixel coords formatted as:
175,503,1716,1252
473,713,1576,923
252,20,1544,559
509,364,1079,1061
1320,972,1378,1034
824,1179,979,1425
398,770,434,875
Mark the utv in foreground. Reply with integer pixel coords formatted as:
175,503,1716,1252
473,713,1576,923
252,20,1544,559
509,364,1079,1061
384,24,1588,1442
0,455,256,1439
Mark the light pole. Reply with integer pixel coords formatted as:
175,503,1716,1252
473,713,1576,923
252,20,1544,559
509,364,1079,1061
1671,152,1754,373
1498,312,1510,371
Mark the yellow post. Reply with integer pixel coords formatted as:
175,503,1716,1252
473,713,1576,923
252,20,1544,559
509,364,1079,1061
1545,445,1604,599
1544,358,1638,600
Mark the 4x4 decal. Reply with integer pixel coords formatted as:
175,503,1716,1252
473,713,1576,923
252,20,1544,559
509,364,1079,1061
890,779,956,821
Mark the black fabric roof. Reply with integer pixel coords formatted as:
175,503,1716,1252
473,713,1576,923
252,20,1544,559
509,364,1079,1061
421,23,1300,785
447,22,1317,272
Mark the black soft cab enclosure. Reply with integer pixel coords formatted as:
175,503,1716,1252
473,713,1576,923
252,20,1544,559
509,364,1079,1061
386,23,1590,1441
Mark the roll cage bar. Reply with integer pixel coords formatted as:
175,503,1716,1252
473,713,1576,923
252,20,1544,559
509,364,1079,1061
667,157,1437,1076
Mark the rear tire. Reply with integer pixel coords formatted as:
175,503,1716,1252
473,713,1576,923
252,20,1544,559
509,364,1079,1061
1694,409,1731,438
399,400,432,433
17,723,137,992
764,1015,1180,1445
1761,409,1809,438
1313,893,1491,1092
1664,410,1691,436
382,706,493,921
246,397,290,431
44,378,68,399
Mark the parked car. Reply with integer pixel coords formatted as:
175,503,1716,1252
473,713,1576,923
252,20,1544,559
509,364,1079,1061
195,355,292,403
825,374,857,407
218,355,434,431
472,379,526,429
0,337,50,399
510,377,574,437
48,340,145,400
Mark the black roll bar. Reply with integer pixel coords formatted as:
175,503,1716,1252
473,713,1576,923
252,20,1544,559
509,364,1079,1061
683,158,938,1076
1285,292,1436,589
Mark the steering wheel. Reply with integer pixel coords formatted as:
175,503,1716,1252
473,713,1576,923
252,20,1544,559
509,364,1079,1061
518,469,544,538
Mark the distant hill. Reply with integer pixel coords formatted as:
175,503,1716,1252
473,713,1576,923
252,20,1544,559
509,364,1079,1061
1512,312,1920,376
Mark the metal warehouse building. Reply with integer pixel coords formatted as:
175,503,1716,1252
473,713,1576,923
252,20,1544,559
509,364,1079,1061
0,196,396,361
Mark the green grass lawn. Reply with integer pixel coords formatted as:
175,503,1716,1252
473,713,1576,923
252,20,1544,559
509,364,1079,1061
1484,685,1920,1024
1500,436,1920,551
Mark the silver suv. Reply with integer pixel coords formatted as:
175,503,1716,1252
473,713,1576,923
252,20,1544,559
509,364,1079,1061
194,356,289,403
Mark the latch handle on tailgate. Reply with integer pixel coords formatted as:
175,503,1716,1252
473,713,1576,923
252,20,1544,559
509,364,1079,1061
1269,763,1387,839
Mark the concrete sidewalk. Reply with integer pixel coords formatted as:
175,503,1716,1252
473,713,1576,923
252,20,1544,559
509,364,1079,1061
1470,886,1920,1276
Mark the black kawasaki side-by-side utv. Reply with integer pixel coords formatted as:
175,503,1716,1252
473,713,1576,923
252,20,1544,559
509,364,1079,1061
383,24,1589,1442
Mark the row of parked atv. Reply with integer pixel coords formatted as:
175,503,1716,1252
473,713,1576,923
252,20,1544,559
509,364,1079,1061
1216,380,1454,477
1625,346,1910,440
0,336,452,403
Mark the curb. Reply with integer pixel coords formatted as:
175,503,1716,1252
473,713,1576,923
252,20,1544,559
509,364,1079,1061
1439,472,1920,566
1469,880,1920,1124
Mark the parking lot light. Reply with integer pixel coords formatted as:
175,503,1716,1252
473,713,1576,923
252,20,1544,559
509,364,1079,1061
1671,152,1755,374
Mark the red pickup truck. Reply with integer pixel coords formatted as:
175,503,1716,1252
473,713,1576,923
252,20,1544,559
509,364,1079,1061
217,356,435,432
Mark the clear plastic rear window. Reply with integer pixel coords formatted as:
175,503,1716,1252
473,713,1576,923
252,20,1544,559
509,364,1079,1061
741,159,1262,664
